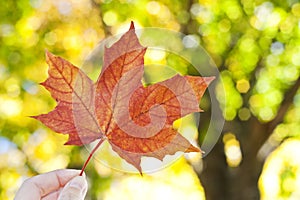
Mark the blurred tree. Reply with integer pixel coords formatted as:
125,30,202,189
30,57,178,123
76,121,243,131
182,0,300,199
1,0,300,200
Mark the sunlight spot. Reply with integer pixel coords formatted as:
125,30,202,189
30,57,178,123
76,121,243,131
271,42,284,55
7,149,26,168
225,107,237,121
255,2,273,22
145,48,166,62
292,51,300,66
26,16,42,31
249,94,262,108
223,132,235,143
280,16,294,34
194,5,213,23
236,79,250,93
190,3,202,16
223,133,242,167
5,78,20,97
266,54,280,66
238,107,251,121
239,38,255,52
282,65,299,82
0,24,14,37
268,11,282,27
0,98,22,117
259,107,274,121
224,2,242,20
6,84,20,97
44,31,57,46
146,1,161,15
252,2,281,30
226,145,242,167
57,0,72,15
182,35,199,49
218,19,231,32
292,3,300,17
254,2,273,26
103,11,118,26
256,79,270,93
63,35,82,50
265,90,283,106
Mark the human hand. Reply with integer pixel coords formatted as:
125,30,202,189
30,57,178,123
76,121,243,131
14,169,87,200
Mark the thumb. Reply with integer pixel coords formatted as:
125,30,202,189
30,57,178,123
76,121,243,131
58,175,88,200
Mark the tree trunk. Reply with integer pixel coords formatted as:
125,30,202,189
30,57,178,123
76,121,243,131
199,77,300,199
199,117,267,200
199,137,227,200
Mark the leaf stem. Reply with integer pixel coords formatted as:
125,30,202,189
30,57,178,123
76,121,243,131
80,137,105,176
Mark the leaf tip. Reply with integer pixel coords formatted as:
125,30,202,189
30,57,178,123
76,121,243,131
129,21,135,30
64,140,76,145
40,81,46,86
45,50,54,63
29,115,38,120
45,49,51,57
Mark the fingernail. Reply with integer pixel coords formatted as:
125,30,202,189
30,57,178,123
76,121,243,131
69,176,87,193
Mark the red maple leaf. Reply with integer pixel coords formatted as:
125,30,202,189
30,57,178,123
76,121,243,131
33,22,214,174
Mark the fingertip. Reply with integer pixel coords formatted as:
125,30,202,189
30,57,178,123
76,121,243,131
58,176,88,200
70,176,88,188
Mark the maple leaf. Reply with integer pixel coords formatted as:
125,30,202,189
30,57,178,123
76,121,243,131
34,22,214,174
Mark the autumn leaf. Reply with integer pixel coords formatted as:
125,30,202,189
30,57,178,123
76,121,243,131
34,22,214,174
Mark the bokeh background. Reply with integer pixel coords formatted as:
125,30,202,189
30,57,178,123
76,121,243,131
1,0,300,199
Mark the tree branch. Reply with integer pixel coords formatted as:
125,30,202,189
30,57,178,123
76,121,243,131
248,77,300,156
267,77,300,133
179,0,196,35
90,0,111,37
